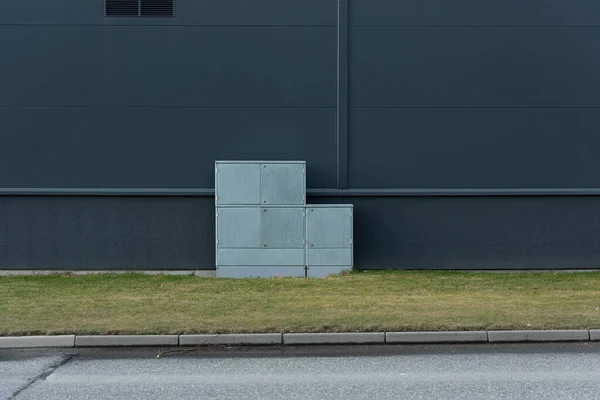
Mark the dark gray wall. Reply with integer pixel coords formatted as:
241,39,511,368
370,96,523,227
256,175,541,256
3,195,600,270
313,196,600,269
0,196,215,269
0,0,338,189
349,0,600,189
2,0,600,269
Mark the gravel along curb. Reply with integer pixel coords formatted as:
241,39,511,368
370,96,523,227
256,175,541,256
0,330,598,349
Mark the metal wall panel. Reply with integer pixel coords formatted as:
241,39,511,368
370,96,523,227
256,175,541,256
217,249,305,266
0,26,103,108
261,163,306,205
350,27,600,108
349,108,600,189
0,196,215,269
216,208,261,248
0,0,337,25
216,163,261,206
0,0,102,25
0,0,337,189
0,108,336,190
351,0,600,27
261,207,305,249
174,0,336,26
0,26,336,108
3,196,600,270
333,196,600,270
348,1,600,192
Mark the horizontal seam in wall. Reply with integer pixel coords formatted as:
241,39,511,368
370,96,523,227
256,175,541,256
4,24,596,28
1,24,596,28
317,189,600,196
352,107,600,109
0,24,337,28
2,106,596,110
0,106,337,110
351,25,600,28
3,188,600,197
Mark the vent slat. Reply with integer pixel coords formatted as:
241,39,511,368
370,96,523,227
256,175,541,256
106,0,139,16
141,0,174,17
105,0,174,18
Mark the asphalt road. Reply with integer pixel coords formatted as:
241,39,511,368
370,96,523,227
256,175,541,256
2,343,600,399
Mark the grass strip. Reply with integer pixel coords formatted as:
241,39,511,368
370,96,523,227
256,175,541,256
1,271,599,336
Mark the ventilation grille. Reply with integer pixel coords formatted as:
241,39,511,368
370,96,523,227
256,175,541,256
106,0,139,16
141,0,174,17
105,0,174,17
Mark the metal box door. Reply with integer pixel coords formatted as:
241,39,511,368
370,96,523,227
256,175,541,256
307,207,353,249
260,163,305,205
216,207,261,248
216,163,261,206
261,207,305,249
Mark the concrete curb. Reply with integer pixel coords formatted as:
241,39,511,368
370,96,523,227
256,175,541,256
488,330,589,343
386,331,487,344
75,335,179,347
0,335,75,349
180,334,282,346
283,333,385,345
1,330,598,349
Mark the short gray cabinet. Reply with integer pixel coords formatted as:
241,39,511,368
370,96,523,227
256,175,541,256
306,205,353,278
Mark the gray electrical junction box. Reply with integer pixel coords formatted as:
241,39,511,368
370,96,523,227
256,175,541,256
215,161,353,278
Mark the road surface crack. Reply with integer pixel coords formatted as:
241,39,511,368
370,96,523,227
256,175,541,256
9,355,76,399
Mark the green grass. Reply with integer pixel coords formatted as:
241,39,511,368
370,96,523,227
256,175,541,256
1,271,600,336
